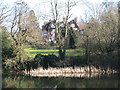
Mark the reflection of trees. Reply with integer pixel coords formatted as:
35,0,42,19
2,73,118,88
37,77,62,88
3,73,35,88
2,73,62,88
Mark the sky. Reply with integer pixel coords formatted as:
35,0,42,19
2,0,119,27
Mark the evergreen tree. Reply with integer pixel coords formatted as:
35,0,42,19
1,27,15,61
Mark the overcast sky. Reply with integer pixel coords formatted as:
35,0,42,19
2,0,119,27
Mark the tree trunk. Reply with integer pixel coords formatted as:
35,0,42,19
59,45,66,60
85,35,89,65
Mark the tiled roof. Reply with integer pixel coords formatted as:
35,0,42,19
77,22,87,30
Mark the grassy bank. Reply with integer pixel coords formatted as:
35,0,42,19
24,48,85,58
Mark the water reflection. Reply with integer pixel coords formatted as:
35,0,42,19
2,72,119,88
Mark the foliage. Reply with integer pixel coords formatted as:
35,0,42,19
25,10,43,46
8,1,30,62
1,27,16,61
69,56,86,67
34,54,59,69
83,2,118,54
68,28,77,49
34,54,45,67
1,0,119,71
3,59,17,70
3,58,26,71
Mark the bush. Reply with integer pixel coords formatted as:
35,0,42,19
16,61,26,71
34,54,59,69
2,27,16,61
3,58,27,71
47,54,59,67
3,59,17,70
34,54,45,67
2,48,16,60
69,56,86,66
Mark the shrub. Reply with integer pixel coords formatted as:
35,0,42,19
3,59,17,70
69,56,86,66
34,54,59,69
47,54,59,67
2,27,16,61
34,54,45,67
16,61,26,71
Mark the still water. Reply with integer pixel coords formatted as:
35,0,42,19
2,72,119,88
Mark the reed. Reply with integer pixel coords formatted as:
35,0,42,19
24,66,117,77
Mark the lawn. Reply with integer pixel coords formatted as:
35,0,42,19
24,48,84,58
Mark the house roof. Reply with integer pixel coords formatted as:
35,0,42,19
77,22,87,30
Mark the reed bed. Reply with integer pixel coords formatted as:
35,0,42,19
24,66,117,77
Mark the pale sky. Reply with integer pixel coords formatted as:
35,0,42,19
2,0,119,27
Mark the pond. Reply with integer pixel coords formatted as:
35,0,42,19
2,72,119,88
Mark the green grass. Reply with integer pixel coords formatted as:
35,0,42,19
24,48,84,58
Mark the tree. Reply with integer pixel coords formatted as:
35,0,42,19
75,1,118,66
1,27,15,61
49,0,78,60
0,1,16,60
86,2,118,54
9,0,29,62
25,10,43,47
77,1,118,66
39,0,79,60
118,1,120,71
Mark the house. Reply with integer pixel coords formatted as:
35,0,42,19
42,18,87,44
77,22,87,35
42,20,56,43
69,19,80,30
68,18,87,34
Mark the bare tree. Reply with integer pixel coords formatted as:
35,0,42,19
0,2,12,26
39,0,79,60
82,1,118,56
9,1,29,61
58,0,78,60
75,1,118,66
49,0,78,60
